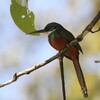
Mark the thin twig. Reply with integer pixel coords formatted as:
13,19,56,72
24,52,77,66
77,12,100,41
59,56,66,100
0,53,60,87
0,11,100,88
95,60,100,63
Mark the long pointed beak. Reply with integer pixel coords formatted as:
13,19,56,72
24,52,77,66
29,29,47,34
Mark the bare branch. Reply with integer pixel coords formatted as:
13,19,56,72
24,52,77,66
77,11,100,41
0,11,100,88
0,53,60,87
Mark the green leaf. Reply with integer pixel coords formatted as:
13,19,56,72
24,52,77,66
10,0,40,36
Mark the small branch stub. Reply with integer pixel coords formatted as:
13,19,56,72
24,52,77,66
90,27,100,33
95,60,100,63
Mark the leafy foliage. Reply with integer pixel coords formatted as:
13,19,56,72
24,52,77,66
10,0,39,36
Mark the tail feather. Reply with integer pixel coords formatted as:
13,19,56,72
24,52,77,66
73,57,88,97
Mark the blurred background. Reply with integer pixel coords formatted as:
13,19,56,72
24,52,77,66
0,0,100,100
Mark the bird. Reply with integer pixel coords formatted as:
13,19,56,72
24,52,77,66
30,22,88,97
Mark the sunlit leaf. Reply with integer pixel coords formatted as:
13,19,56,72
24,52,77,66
10,0,40,36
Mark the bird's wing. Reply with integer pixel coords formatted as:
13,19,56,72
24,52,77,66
60,29,75,41
61,29,83,53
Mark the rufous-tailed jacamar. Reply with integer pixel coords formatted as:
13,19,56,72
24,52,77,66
30,22,88,97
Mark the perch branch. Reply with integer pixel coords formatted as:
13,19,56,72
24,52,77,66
0,11,100,88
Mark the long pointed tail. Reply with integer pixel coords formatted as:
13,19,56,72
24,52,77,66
73,57,88,97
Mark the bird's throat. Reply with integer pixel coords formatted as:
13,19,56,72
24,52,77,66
48,30,61,39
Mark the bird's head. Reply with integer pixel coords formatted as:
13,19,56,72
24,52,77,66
45,22,62,31
31,22,62,34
